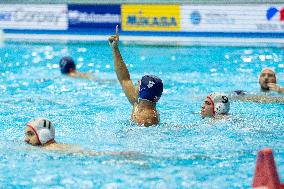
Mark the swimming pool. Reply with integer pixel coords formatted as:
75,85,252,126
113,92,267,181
0,41,283,188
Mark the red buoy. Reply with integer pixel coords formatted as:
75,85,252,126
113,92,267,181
253,148,283,189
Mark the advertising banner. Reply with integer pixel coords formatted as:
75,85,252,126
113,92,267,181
122,4,180,31
181,5,284,33
68,4,121,29
0,4,67,30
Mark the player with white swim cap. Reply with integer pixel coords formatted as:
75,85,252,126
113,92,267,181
25,118,55,146
25,118,82,151
24,118,140,157
201,93,230,118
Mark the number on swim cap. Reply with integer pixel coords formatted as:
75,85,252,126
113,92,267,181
222,96,228,103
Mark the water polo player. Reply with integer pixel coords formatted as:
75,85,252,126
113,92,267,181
108,26,163,126
25,118,55,146
201,93,230,118
24,118,139,157
59,56,97,80
259,68,284,93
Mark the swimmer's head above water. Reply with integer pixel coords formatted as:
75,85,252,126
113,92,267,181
138,75,163,103
201,93,230,118
25,118,55,146
259,68,276,91
59,56,76,74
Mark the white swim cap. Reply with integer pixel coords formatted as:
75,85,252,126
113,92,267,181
207,93,230,116
261,67,275,73
26,118,55,145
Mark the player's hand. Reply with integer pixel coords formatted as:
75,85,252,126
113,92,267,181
108,25,119,48
267,83,280,92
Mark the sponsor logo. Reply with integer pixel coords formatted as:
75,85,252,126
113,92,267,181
190,11,201,25
68,5,120,29
181,5,284,32
204,13,235,24
188,10,235,26
68,10,120,24
122,5,180,31
12,8,64,24
256,7,284,31
0,5,67,29
0,9,64,23
266,7,284,21
127,11,177,26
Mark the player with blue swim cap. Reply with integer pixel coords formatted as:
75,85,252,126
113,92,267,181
59,56,97,80
139,75,163,103
59,56,76,74
109,26,163,126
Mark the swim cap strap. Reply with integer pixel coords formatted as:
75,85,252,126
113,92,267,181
27,124,42,145
45,139,54,145
137,97,156,104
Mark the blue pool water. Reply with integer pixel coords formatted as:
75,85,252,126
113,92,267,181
0,41,283,188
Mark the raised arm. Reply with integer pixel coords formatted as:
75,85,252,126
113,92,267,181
108,26,137,105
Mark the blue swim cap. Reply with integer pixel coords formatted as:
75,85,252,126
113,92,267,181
139,75,163,103
59,56,76,74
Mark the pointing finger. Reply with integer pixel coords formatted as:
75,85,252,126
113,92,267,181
115,25,118,37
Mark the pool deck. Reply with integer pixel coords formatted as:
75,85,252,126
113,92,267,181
3,29,284,47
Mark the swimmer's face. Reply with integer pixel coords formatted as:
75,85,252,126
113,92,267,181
24,126,40,146
259,69,276,90
201,97,214,118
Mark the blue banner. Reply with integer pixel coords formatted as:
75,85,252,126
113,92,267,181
68,4,121,29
